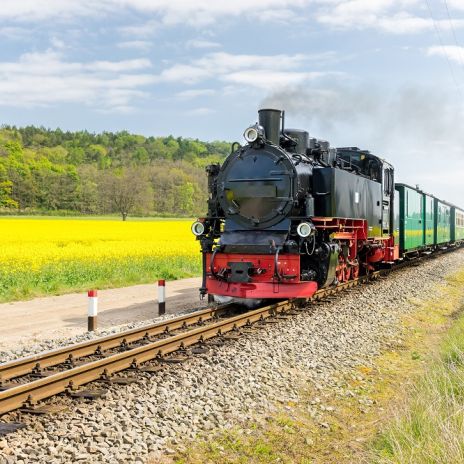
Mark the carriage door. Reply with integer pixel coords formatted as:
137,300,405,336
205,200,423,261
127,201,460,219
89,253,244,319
382,167,393,236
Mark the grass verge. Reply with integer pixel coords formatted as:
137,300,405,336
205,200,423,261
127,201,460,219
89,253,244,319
158,267,464,464
0,256,201,302
371,271,464,463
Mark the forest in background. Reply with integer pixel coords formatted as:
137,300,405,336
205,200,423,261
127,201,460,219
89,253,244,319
0,126,231,218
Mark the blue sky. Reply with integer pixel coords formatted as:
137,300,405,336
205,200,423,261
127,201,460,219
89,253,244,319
1,0,464,201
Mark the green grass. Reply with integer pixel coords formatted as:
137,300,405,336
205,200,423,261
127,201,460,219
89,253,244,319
0,256,201,302
371,278,464,463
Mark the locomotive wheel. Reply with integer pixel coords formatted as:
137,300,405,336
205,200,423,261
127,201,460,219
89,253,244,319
344,266,352,281
352,264,359,279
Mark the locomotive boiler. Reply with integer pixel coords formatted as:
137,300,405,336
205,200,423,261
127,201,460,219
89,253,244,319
192,109,397,300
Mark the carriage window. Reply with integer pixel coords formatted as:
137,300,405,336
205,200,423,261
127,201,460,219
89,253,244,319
383,169,392,194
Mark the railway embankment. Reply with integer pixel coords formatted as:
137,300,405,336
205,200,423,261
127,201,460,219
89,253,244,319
175,251,464,464
1,250,464,464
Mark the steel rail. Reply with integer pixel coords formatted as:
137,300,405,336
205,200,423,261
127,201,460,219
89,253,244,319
1,247,456,416
0,270,379,385
0,302,238,384
0,272,382,415
0,300,293,416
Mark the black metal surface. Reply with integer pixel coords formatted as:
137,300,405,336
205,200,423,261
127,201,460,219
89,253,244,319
283,128,309,154
220,229,288,253
216,143,311,229
258,108,281,145
313,166,382,237
227,261,253,283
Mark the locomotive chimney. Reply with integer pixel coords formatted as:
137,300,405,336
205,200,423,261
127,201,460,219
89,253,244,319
258,108,282,145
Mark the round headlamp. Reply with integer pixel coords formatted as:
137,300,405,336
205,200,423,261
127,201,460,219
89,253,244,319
297,222,313,238
244,126,259,143
191,221,205,236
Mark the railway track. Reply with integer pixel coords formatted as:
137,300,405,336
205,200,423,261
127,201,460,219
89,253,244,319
0,250,455,420
0,300,296,417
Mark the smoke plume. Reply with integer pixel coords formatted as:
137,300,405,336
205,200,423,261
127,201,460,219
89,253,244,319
261,83,464,202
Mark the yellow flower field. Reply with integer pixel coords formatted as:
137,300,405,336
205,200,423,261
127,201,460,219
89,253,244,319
0,218,201,301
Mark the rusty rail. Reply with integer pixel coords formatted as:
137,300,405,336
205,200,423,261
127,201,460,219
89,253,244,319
0,300,293,415
0,303,239,384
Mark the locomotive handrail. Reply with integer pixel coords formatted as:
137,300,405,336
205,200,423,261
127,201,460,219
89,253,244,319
210,247,227,282
273,246,282,282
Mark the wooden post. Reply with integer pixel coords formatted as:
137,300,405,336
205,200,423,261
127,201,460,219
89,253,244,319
87,290,98,331
158,280,166,315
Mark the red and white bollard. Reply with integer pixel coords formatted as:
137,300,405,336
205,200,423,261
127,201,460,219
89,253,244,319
88,290,98,331
158,280,166,315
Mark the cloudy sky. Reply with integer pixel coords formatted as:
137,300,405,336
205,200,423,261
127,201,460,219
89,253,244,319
1,0,464,201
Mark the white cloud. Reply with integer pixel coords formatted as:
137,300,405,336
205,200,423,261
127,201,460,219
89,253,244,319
194,52,309,73
314,0,464,34
253,8,301,23
0,26,31,40
118,20,160,38
2,0,456,36
50,37,66,49
0,48,333,109
117,40,152,51
0,0,311,26
0,50,154,109
186,107,215,116
223,70,328,89
176,89,216,98
448,0,464,10
155,52,339,90
186,39,221,49
0,48,338,109
157,64,211,84
427,45,464,65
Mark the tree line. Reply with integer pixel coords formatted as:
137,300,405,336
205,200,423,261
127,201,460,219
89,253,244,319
0,126,231,219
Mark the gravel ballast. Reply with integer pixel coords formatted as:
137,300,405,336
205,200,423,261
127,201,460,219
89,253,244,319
1,250,464,464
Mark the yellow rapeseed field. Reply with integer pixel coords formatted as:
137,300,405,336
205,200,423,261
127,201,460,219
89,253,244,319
0,218,201,301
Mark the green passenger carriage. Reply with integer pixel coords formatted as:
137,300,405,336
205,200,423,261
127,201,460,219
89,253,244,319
452,207,464,243
395,183,459,254
396,184,425,252
435,199,451,245
423,193,435,246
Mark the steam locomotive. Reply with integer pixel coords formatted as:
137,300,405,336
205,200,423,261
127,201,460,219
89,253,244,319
192,109,463,301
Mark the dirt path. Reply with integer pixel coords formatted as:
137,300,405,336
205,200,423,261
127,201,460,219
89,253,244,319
0,277,206,350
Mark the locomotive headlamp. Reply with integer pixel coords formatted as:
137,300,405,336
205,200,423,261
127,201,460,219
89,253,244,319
297,222,314,238
244,126,258,143
191,221,205,236
243,124,265,143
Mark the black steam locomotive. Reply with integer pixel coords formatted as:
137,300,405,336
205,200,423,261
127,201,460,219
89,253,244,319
191,108,398,300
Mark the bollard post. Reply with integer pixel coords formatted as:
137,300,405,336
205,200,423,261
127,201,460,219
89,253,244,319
158,280,166,315
88,290,98,331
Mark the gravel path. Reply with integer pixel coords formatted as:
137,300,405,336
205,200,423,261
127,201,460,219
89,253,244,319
1,250,463,464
